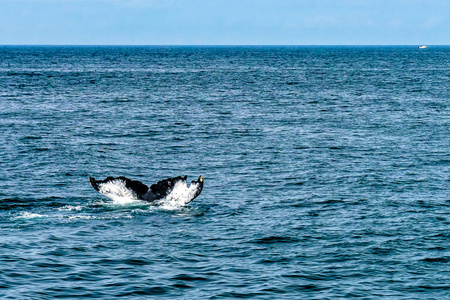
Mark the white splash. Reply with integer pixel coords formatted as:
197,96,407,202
97,179,141,205
16,212,47,219
58,205,84,211
64,214,133,220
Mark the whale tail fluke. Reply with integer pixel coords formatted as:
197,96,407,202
90,175,204,205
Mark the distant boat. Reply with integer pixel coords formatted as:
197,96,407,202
418,45,427,49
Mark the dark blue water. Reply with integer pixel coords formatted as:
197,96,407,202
1,46,449,299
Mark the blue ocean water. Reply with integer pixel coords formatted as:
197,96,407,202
0,46,449,299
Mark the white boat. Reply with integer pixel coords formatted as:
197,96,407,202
418,45,427,49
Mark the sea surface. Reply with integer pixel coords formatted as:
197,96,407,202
0,46,449,299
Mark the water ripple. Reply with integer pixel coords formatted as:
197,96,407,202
1,46,449,299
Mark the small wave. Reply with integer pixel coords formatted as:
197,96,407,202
58,205,84,211
171,273,209,281
420,257,450,263
15,212,47,219
249,236,301,244
62,214,133,221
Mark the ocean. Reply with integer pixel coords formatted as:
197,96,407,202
0,46,449,299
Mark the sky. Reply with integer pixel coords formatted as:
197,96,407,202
0,0,448,45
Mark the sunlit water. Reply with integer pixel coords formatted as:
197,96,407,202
1,46,449,299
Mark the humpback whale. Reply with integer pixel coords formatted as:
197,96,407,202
90,175,203,205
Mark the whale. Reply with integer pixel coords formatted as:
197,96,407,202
90,175,203,204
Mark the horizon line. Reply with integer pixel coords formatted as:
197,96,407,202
0,44,445,47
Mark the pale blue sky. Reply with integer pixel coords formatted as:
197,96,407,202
1,0,448,45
